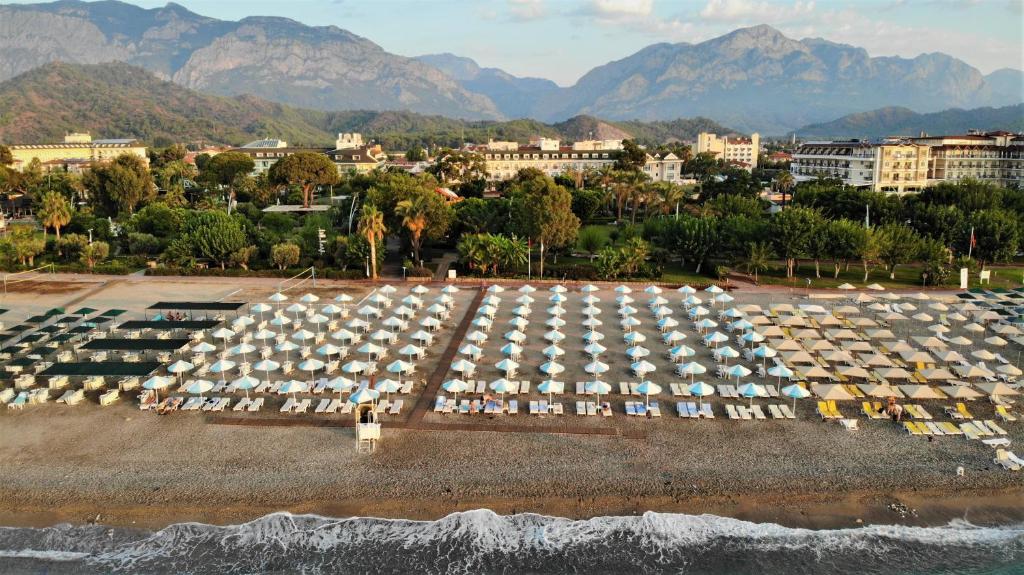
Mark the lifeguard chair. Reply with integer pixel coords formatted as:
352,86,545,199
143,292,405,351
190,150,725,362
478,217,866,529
354,403,381,453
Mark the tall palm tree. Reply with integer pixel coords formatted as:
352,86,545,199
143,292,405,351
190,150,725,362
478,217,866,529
37,191,71,242
774,171,795,208
395,194,429,264
358,204,387,279
739,242,773,282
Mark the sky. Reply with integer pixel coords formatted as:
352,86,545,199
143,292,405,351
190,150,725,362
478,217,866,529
12,0,1024,85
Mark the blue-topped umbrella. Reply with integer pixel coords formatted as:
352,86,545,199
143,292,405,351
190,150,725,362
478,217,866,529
232,375,259,399
442,378,469,403
585,379,611,403
782,383,810,414
689,380,715,410
738,382,763,408
537,379,564,403
187,379,214,399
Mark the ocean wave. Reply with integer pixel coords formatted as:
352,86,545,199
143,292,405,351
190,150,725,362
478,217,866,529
0,511,1022,574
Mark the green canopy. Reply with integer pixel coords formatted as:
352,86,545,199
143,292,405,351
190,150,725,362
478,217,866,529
99,309,127,317
73,307,98,316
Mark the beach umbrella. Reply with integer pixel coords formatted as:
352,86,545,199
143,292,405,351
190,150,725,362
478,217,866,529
231,375,259,400
516,294,536,305
866,283,885,291
297,358,325,386
427,303,449,317
716,345,739,365
298,293,320,304
546,316,567,329
689,306,710,319
398,344,424,364
656,317,680,331
752,344,777,367
232,315,256,330
543,344,565,359
631,360,656,377
582,317,603,328
694,318,718,332
725,364,752,384
305,313,330,332
713,293,734,306
550,284,568,294
517,284,536,294
705,285,724,294
211,327,236,354
489,378,514,401
187,379,215,399
166,359,194,387
268,292,288,304
269,315,293,334
663,330,687,344
495,358,519,375
535,359,562,376
677,361,706,383
619,305,639,316
252,328,277,343
972,349,996,361
512,305,531,317
436,294,455,308
581,284,600,293
504,330,527,343
228,342,256,363
963,322,985,333
386,359,414,377
486,284,505,294
450,358,476,376
348,385,380,406
620,316,641,331
342,360,369,375
411,330,434,344
585,360,610,375
276,379,308,400
653,306,673,319
209,359,236,384
142,375,173,402
317,343,343,359
192,342,217,355
837,283,856,290
335,293,355,306
683,295,703,307
634,380,662,408
585,380,611,403
497,342,521,358
768,364,795,390
626,345,650,359
741,331,766,347
704,331,728,347
465,330,487,344
782,384,810,414
549,293,568,304
357,342,386,361
460,343,483,360
252,358,279,387
614,285,632,294
291,329,316,344
997,364,1023,377
537,379,564,403
730,319,754,332
678,285,696,295
370,328,395,343
615,295,635,305
583,342,607,357
286,303,308,322
584,330,605,343
374,378,402,401
670,345,697,362
321,303,344,318
368,293,391,308
331,328,358,344
545,330,566,343
738,382,764,407
623,331,647,345
985,336,1008,347
689,381,715,409
644,285,663,295
582,304,601,315
420,317,443,330
442,378,469,402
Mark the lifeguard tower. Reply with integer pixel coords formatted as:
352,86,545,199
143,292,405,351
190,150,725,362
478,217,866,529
354,400,381,453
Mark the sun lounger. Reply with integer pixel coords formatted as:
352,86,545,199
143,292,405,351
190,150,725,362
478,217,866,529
389,399,403,415
993,449,1022,471
924,422,945,435
508,400,519,415
576,401,586,416
684,402,698,417
444,399,456,414
99,389,119,406
958,422,980,440
937,422,960,435
519,381,530,394
768,404,784,419
315,398,330,414
576,382,586,395
339,400,353,415
817,401,832,420
996,406,1017,422
982,437,1011,448
780,404,796,419
400,381,414,394
619,382,630,395
138,389,157,410
460,399,471,414
48,375,69,389
551,402,563,415
586,402,598,416
701,403,715,418
326,398,341,413
475,380,486,394
234,397,251,411
726,404,740,420
58,389,84,405
677,402,689,418
903,421,923,435
956,402,974,419
294,398,311,414
751,405,766,420
739,405,753,420
648,401,661,417
529,400,541,415
280,398,296,413
7,392,28,409
433,396,446,412
984,420,1008,435
626,402,637,416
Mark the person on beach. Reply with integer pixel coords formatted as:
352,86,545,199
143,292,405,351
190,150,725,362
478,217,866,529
885,398,904,422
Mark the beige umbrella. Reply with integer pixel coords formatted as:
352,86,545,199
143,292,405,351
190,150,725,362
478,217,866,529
920,367,956,381
912,312,934,323
899,350,935,364
739,304,764,313
866,329,895,339
760,326,785,337
781,350,817,364
963,322,985,333
749,315,772,325
884,340,913,354
854,293,876,303
984,336,1008,347
976,382,1020,397
771,338,804,351
948,336,972,347
953,364,994,379
811,383,854,401
834,305,860,315
827,329,860,340
934,349,966,363
814,315,843,326
898,384,944,400
971,349,996,361
780,316,807,327
877,367,913,379
823,350,856,364
773,303,796,313
939,385,984,400
880,312,908,321
806,339,836,352
842,340,874,352
912,336,946,349
800,365,833,380
792,329,822,340
850,317,878,327
860,352,895,367
858,382,901,398
996,364,1022,377
991,324,1021,336
839,365,871,379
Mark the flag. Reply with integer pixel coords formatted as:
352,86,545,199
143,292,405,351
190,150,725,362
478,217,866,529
970,229,976,248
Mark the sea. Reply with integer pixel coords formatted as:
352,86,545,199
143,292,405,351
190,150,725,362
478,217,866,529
0,510,1021,574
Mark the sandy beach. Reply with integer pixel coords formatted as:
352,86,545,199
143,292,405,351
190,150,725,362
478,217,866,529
0,273,1021,532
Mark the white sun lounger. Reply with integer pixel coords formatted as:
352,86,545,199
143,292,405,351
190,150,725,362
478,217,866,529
389,399,403,415
234,397,251,411
280,398,296,413
248,397,264,412
294,398,311,414
315,398,331,414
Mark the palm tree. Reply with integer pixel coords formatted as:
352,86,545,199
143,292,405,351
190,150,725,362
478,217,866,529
358,204,387,279
37,191,71,242
395,194,429,264
739,241,773,283
651,182,685,218
774,171,795,208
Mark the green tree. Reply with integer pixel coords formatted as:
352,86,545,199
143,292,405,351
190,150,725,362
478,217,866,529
576,226,608,259
509,173,580,278
358,204,387,279
966,209,1019,268
738,241,773,282
267,152,339,209
770,207,822,278
181,210,247,269
0,145,12,166
919,237,952,286
271,242,301,270
774,171,795,207
429,149,487,184
876,223,921,280
200,152,255,203
405,147,426,162
571,188,605,223
666,216,718,273
36,190,72,242
858,227,882,283
83,153,155,216
824,219,867,278
230,245,258,270
615,139,647,172
80,241,109,270
394,189,452,264
7,225,45,266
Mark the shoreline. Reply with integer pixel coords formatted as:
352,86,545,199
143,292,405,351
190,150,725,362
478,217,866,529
1,487,1022,531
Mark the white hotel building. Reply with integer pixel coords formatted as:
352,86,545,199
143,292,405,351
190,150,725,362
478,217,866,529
474,137,687,183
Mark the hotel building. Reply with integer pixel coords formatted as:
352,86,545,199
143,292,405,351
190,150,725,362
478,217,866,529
693,132,760,169
6,133,148,172
475,138,686,183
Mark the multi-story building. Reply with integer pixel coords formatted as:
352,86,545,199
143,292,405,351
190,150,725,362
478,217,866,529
228,139,331,175
791,131,1023,193
475,138,685,183
6,133,148,172
694,132,760,169
914,131,1024,188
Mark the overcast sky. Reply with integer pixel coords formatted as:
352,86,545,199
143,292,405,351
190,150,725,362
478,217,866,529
14,0,1023,85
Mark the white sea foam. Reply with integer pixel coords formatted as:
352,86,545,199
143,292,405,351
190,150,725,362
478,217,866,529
0,549,91,560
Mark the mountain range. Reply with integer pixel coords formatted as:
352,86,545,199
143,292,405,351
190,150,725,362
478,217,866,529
0,62,733,148
795,104,1024,140
0,1,1020,134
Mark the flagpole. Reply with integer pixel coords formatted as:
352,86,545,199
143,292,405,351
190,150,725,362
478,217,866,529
967,226,975,260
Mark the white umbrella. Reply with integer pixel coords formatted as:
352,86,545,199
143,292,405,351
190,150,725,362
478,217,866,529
631,360,656,377
187,379,214,399
268,292,288,303
387,360,414,376
299,293,319,304
495,358,519,374
211,327,236,354
228,342,256,363
543,344,565,359
584,342,607,356
411,330,434,344
584,330,605,343
544,330,566,343
348,385,380,406
738,382,764,407
270,315,292,333
768,365,795,391
142,375,173,402
537,379,564,403
585,360,609,375
286,302,308,320
540,361,565,376
253,328,277,342
251,302,273,317
232,315,256,330
636,380,662,408
489,378,514,400
297,358,325,386
505,330,527,343
292,329,316,343
580,284,600,293
725,364,752,384
317,343,342,358
663,330,686,344
678,285,696,294
357,342,385,360
782,383,810,413
626,346,650,359
279,379,309,399
614,285,632,294
677,361,706,383
232,375,259,399
375,378,402,400
450,359,476,374
623,331,647,345
689,381,715,409
442,378,469,403
715,345,739,365
705,285,724,294
670,345,697,362
192,341,216,354
209,359,236,384
253,359,279,387
166,359,194,387
585,379,612,403
460,343,483,359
